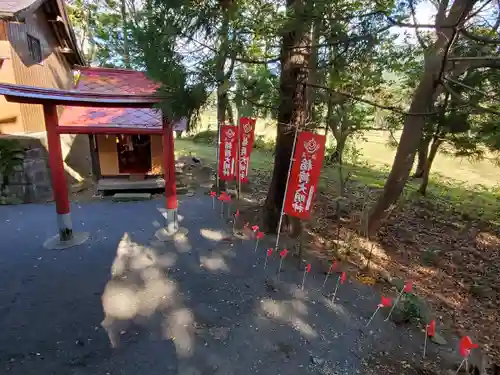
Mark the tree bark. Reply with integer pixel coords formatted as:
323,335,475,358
413,136,431,178
214,6,232,193
263,0,311,235
367,0,475,234
121,0,131,68
418,137,442,195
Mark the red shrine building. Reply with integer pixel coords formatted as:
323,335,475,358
0,73,179,248
59,66,171,191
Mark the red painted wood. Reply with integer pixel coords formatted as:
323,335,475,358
57,126,163,135
0,83,161,107
43,104,70,215
163,122,177,210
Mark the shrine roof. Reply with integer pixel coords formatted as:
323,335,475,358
58,66,163,131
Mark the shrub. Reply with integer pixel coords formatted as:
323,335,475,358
0,139,24,196
253,135,275,152
190,130,217,145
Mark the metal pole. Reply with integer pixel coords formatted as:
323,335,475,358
274,123,300,252
331,276,340,303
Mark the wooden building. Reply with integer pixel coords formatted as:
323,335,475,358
59,66,168,191
0,0,84,133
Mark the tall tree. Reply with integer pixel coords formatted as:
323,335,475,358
368,0,500,233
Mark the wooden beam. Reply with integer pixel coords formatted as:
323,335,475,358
57,126,163,135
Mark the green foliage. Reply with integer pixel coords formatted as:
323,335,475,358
253,136,275,152
0,140,23,195
189,130,217,145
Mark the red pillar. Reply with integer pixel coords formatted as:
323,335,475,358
163,121,177,210
43,104,72,241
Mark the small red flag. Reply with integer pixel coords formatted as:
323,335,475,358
379,296,392,307
267,248,273,256
210,191,216,197
403,280,413,293
459,336,478,358
427,320,436,337
280,249,288,258
256,231,264,239
235,209,240,217
252,225,259,232
218,194,225,201
340,272,346,284
306,264,311,273
329,261,337,272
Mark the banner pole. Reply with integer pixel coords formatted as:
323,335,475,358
237,119,241,201
274,123,300,253
216,121,222,194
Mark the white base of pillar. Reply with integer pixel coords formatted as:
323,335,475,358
43,231,89,250
154,208,188,241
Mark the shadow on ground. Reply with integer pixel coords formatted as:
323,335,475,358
0,194,458,375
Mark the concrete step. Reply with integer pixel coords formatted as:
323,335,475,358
112,193,152,201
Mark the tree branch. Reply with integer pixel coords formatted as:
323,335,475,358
460,28,500,44
442,79,500,115
410,0,429,49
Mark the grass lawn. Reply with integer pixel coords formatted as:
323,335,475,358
175,137,499,224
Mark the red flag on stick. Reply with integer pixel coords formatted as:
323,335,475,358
252,225,259,232
283,132,326,220
238,117,256,183
456,336,478,374
301,263,312,291
232,209,240,232
218,125,238,181
254,231,264,253
366,296,391,327
340,272,347,284
331,271,346,303
209,191,216,209
385,279,413,321
423,320,436,359
264,248,273,269
277,249,288,278
322,261,337,289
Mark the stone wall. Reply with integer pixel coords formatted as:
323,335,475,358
0,133,92,203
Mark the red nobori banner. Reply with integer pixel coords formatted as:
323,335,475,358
218,124,239,180
238,117,256,182
283,131,326,220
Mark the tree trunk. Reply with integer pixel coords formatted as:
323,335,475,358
121,0,131,68
214,7,231,193
335,134,347,195
418,137,442,195
367,0,475,234
367,71,436,233
263,0,311,235
413,136,431,178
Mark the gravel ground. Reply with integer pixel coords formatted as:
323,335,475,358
0,195,447,375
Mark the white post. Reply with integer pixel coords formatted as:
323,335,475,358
322,270,331,289
301,269,307,291
254,239,260,253
237,118,242,201
455,358,467,375
274,124,300,253
216,121,222,193
423,326,428,359
277,257,284,279
385,288,405,321
365,306,381,327
331,276,340,303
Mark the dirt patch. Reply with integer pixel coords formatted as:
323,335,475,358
226,166,500,368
